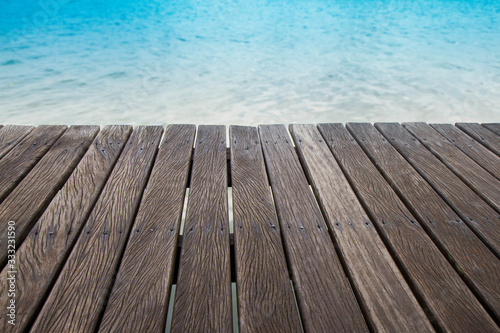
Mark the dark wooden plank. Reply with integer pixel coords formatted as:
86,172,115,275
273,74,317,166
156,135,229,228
318,123,499,333
171,125,232,332
30,126,163,333
482,123,500,136
374,123,500,258
0,125,35,160
403,122,500,212
290,124,433,332
0,125,67,203
258,124,368,332
99,125,195,332
0,126,99,268
230,126,301,332
456,122,500,156
348,122,500,323
431,123,500,180
0,126,131,332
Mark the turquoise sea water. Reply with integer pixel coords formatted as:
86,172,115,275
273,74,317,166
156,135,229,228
0,0,499,125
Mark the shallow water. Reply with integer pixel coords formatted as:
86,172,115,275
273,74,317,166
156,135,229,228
1,0,499,125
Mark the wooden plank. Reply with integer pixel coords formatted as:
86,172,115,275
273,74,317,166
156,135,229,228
0,126,132,332
171,125,232,332
431,123,500,180
317,123,499,333
374,123,500,258
403,122,500,212
98,125,195,332
0,125,67,203
290,124,433,332
456,122,500,156
0,125,35,160
30,126,163,333
0,126,99,268
348,122,500,323
230,126,301,332
258,125,368,332
482,123,500,136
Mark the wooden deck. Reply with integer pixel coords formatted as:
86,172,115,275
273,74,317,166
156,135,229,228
0,122,499,332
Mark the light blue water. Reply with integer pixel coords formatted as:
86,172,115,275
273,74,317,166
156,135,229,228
1,0,499,125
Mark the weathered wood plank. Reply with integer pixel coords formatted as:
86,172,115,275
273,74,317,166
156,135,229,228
431,123,500,180
99,125,195,333
348,122,500,323
0,126,99,268
374,122,500,258
30,126,163,333
456,122,500,156
290,124,433,332
403,122,500,212
0,125,67,203
0,126,131,332
171,125,232,332
482,123,500,136
318,123,499,333
230,126,301,333
0,125,35,160
258,125,368,332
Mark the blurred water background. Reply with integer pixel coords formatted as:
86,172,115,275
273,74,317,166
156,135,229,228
0,0,499,125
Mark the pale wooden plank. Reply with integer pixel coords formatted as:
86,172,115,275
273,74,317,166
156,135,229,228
258,124,368,332
348,122,500,323
0,125,35,160
482,123,500,136
171,126,232,332
0,126,131,332
403,122,500,212
99,125,195,332
30,126,163,333
318,123,498,333
456,122,500,156
230,126,301,332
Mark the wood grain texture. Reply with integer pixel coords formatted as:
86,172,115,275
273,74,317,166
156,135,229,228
431,123,500,180
482,123,500,136
290,124,433,333
258,124,368,333
403,122,500,212
375,123,500,258
99,125,195,333
0,125,67,203
347,122,500,323
0,126,99,268
0,125,35,160
456,122,500,156
230,126,301,333
318,123,499,333
0,126,131,332
171,125,232,333
30,126,163,333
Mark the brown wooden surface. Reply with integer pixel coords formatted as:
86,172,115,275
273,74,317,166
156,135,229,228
290,124,433,332
230,125,301,333
482,123,500,136
456,122,500,156
318,123,499,333
431,123,500,180
259,124,368,332
99,125,195,333
0,125,66,203
0,125,34,160
0,126,131,332
375,123,500,258
0,126,98,268
347,122,500,323
171,125,232,332
403,122,500,212
30,126,163,333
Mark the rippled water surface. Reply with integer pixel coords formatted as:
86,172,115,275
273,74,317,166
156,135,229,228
1,0,499,125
